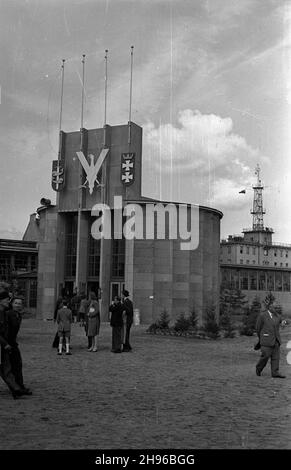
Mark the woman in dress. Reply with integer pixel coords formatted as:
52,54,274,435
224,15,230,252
86,292,100,352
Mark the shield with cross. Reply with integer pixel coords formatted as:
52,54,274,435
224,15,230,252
51,160,65,191
121,153,135,186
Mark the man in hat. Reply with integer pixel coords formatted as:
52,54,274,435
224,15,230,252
255,303,286,378
122,290,134,352
0,291,32,399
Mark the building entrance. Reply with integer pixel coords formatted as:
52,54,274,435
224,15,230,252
110,281,125,302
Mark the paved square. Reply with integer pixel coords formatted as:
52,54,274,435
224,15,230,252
0,319,290,449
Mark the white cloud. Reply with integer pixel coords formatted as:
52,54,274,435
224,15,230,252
142,109,268,208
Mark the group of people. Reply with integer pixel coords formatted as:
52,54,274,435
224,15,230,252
53,289,133,355
0,285,32,399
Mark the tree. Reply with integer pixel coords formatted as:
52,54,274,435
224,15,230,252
189,306,198,332
240,296,261,336
203,305,220,339
174,313,191,332
158,309,170,329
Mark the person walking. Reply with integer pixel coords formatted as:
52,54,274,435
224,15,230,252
70,288,81,323
109,296,125,353
122,290,134,352
56,299,73,355
86,292,100,352
78,292,88,326
255,304,286,378
0,292,32,399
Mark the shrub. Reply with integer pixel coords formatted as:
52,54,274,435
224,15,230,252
220,310,236,338
189,307,198,331
158,309,170,329
203,305,220,339
174,313,191,332
240,297,261,336
146,322,159,334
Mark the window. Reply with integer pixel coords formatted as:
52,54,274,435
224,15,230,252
286,253,289,258
88,236,100,277
274,262,277,266
15,254,28,271
286,263,288,267
280,250,283,257
249,271,257,290
267,271,274,291
283,272,290,291
0,254,11,280
252,260,256,264
29,280,37,308
280,263,283,267
111,239,125,278
259,272,266,290
240,270,249,290
227,246,231,254
246,260,250,264
221,268,231,289
240,259,243,264
264,249,268,256
230,269,240,290
240,246,243,254
275,272,282,291
65,215,77,277
246,247,250,254
252,247,256,255
30,254,38,271
274,252,277,257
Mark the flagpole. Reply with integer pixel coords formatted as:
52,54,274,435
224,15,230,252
100,49,108,318
59,59,65,137
128,45,134,146
81,54,86,129
75,54,86,292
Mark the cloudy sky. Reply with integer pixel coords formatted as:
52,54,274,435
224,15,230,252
0,0,290,242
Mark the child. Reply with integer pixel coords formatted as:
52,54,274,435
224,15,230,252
56,299,73,355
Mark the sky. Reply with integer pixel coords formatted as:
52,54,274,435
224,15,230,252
0,0,290,242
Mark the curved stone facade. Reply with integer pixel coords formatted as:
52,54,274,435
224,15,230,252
124,204,223,325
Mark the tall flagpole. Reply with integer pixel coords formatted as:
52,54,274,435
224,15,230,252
128,45,134,146
81,54,86,129
59,59,65,137
100,49,108,318
75,54,86,292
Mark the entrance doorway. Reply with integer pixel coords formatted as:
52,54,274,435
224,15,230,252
110,281,125,302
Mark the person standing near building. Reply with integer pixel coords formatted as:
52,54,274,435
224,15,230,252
0,292,32,399
86,292,100,352
78,292,88,326
56,299,73,355
109,296,125,353
70,288,81,323
122,290,134,352
255,304,286,378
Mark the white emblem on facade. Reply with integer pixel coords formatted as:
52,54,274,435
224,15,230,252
76,149,109,194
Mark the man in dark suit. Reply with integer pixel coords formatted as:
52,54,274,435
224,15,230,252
122,290,134,352
255,304,286,378
0,292,32,399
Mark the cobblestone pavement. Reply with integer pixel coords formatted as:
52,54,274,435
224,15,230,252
0,319,291,449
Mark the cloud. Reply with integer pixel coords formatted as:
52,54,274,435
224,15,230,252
142,109,268,208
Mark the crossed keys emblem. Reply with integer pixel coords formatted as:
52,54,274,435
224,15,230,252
76,149,109,195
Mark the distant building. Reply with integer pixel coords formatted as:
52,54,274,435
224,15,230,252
23,121,223,323
220,165,291,312
0,238,38,312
